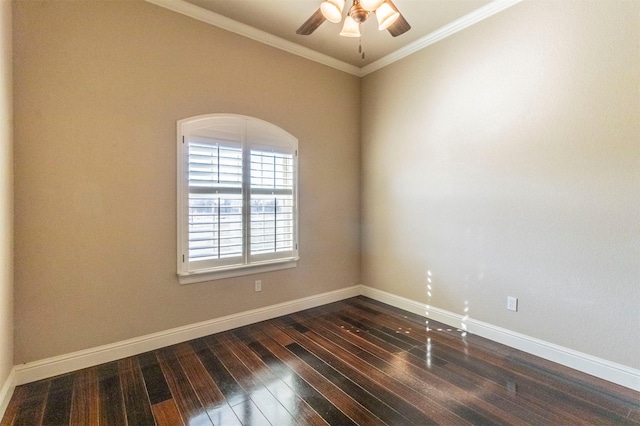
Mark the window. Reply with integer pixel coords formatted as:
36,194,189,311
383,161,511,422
177,114,298,283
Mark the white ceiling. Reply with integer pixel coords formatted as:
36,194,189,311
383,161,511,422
149,0,520,75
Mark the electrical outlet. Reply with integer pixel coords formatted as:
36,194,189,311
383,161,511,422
255,280,262,292
507,296,518,312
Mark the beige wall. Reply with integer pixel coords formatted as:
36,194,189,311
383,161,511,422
362,0,639,368
12,0,639,372
13,1,360,363
0,0,13,387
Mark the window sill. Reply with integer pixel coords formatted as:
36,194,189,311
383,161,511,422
178,258,299,285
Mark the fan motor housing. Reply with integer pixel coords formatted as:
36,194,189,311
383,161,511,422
349,3,370,23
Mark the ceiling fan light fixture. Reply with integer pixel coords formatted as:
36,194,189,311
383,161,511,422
296,0,410,43
359,0,385,11
320,0,345,23
375,2,400,31
349,1,370,23
339,15,361,37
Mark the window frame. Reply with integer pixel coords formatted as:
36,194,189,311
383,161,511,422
177,114,299,284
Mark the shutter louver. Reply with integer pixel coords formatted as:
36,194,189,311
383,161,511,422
178,114,298,282
188,142,243,262
250,150,295,257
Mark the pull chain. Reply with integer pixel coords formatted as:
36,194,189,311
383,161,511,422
359,37,365,61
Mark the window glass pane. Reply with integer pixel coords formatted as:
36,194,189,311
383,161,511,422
188,143,242,189
250,150,294,190
188,194,243,260
188,140,243,261
250,195,294,254
179,115,298,280
250,149,295,256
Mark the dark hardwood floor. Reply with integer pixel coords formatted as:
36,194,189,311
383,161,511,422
2,296,639,425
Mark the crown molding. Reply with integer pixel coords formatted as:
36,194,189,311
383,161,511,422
146,0,522,78
145,0,362,76
360,0,523,76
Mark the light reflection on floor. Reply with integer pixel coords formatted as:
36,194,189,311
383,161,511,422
424,269,472,362
426,269,433,332
189,411,214,426
186,358,303,425
213,293,529,426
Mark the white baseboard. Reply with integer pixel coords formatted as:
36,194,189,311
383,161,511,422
13,285,360,387
0,368,15,421
360,285,640,392
5,281,638,415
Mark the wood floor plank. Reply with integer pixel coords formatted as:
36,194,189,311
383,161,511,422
300,310,563,424
173,342,224,406
224,332,328,426
254,322,386,426
340,300,636,424
229,398,271,426
191,338,248,407
332,302,596,422
138,351,173,406
346,297,640,423
505,354,640,419
173,342,243,426
203,403,243,426
241,335,346,426
207,333,299,426
336,313,415,352
279,318,426,423
283,334,436,426
287,315,476,425
205,334,264,392
0,384,25,426
3,296,639,426
69,368,100,425
9,381,49,426
156,346,213,425
151,399,184,426
97,362,127,425
41,373,74,425
119,357,156,425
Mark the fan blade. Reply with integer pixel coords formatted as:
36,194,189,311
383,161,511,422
296,8,326,35
387,14,410,37
385,0,411,37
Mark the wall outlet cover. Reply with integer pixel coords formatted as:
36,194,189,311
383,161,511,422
507,296,518,311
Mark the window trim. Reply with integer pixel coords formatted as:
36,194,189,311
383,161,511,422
177,114,299,284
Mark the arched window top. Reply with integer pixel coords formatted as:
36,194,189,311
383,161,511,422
179,114,297,152
177,114,298,284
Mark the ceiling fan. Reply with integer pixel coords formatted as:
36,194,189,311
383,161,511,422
296,0,411,38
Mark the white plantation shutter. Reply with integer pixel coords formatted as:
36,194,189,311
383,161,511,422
250,149,296,260
188,142,243,266
178,115,298,282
